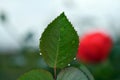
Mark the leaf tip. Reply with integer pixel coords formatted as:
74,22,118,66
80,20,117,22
61,12,65,15
59,12,66,17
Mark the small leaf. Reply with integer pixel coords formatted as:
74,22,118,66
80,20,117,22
79,65,94,80
40,12,79,68
70,60,94,80
18,69,54,80
57,67,94,80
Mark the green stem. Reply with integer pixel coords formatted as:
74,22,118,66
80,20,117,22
54,67,57,80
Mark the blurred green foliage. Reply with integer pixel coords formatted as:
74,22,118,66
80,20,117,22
0,48,53,80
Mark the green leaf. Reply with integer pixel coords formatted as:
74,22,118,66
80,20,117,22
79,65,95,80
18,69,54,80
57,67,94,80
40,12,79,68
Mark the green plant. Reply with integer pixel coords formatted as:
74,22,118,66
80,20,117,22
18,12,94,80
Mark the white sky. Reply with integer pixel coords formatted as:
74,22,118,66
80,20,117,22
0,0,120,51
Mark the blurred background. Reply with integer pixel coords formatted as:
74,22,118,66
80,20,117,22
0,0,120,80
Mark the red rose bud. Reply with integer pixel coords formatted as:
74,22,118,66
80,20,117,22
76,31,113,64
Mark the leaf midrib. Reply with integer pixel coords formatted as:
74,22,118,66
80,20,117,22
54,29,61,68
54,17,66,68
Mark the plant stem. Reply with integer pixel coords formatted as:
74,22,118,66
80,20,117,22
54,67,57,80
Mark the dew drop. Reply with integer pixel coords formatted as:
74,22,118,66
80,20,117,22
68,64,70,66
40,53,42,55
74,57,76,60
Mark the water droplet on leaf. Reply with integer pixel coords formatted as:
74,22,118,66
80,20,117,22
40,53,42,55
74,57,76,60
68,64,70,66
